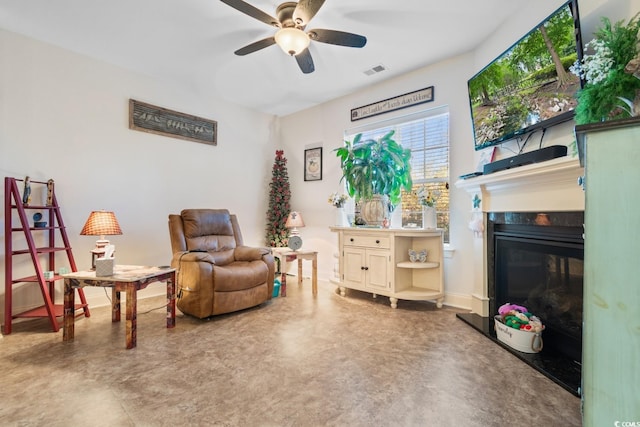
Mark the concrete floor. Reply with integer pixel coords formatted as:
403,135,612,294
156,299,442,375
0,279,582,426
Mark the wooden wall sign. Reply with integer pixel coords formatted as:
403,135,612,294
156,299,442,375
129,99,217,145
350,86,434,121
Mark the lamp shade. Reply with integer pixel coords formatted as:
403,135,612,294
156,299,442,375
80,211,122,237
274,27,310,56
285,211,305,229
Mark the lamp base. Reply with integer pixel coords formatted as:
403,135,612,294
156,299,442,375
90,239,110,270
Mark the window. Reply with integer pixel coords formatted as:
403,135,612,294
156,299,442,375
345,107,450,242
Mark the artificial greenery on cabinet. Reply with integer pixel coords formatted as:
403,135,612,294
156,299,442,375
571,14,640,124
265,150,291,247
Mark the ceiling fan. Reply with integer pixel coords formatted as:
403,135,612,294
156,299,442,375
220,0,367,74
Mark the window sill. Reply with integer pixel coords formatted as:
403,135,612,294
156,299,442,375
444,244,455,258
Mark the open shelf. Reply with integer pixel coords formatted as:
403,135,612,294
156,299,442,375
14,304,88,319
396,261,439,269
12,274,64,284
4,176,90,334
394,287,443,300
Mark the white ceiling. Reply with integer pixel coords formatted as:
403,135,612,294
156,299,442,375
0,0,524,117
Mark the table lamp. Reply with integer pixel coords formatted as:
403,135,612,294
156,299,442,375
80,210,122,269
285,211,304,236
285,211,304,251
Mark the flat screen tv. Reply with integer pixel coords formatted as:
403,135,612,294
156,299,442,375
468,0,584,150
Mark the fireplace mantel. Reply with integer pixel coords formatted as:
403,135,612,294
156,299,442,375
455,156,585,212
455,155,585,316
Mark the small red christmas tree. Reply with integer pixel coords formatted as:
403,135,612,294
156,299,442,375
265,150,291,247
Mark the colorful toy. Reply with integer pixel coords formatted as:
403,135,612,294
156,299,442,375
498,302,528,316
497,302,544,331
527,315,544,333
504,313,528,329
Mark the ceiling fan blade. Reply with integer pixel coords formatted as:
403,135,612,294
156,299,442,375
295,48,315,74
308,29,367,48
220,0,280,27
234,37,276,56
293,0,326,26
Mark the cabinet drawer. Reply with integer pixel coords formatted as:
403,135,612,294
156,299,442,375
344,234,390,249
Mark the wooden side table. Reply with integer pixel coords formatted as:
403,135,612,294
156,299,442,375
63,265,176,349
272,248,318,297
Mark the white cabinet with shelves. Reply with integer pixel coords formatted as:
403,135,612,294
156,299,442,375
330,227,444,309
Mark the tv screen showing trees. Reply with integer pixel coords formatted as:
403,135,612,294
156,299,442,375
468,0,583,150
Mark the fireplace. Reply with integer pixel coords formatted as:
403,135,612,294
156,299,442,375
489,212,583,393
458,211,584,396
489,213,584,360
455,156,585,396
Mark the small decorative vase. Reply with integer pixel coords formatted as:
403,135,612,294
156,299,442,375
423,206,437,229
335,207,348,227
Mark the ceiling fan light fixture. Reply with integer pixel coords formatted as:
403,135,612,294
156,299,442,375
274,27,310,56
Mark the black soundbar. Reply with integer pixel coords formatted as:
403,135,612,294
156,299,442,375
483,145,568,175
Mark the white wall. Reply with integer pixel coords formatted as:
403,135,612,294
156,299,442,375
278,0,624,309
278,53,478,309
0,29,276,315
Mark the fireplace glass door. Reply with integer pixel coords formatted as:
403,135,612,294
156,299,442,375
494,232,583,364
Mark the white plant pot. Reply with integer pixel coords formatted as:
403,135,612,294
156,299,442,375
361,195,389,226
335,207,348,227
423,206,437,229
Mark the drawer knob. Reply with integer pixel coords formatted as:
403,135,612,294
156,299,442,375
350,238,354,242
364,266,369,270
375,240,380,244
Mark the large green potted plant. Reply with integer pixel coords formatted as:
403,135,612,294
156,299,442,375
335,130,412,225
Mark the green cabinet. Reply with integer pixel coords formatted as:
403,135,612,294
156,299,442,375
576,117,640,425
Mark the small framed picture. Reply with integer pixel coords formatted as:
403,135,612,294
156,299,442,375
304,147,322,181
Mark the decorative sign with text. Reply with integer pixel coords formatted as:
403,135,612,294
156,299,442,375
129,99,217,145
350,86,434,121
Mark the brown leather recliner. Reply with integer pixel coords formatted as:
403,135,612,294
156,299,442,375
168,209,275,318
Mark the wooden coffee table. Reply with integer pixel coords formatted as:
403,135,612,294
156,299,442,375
63,265,176,349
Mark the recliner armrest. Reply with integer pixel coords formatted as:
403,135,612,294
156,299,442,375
171,251,216,265
234,246,271,262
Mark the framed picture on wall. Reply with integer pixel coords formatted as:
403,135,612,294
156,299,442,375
304,147,322,181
